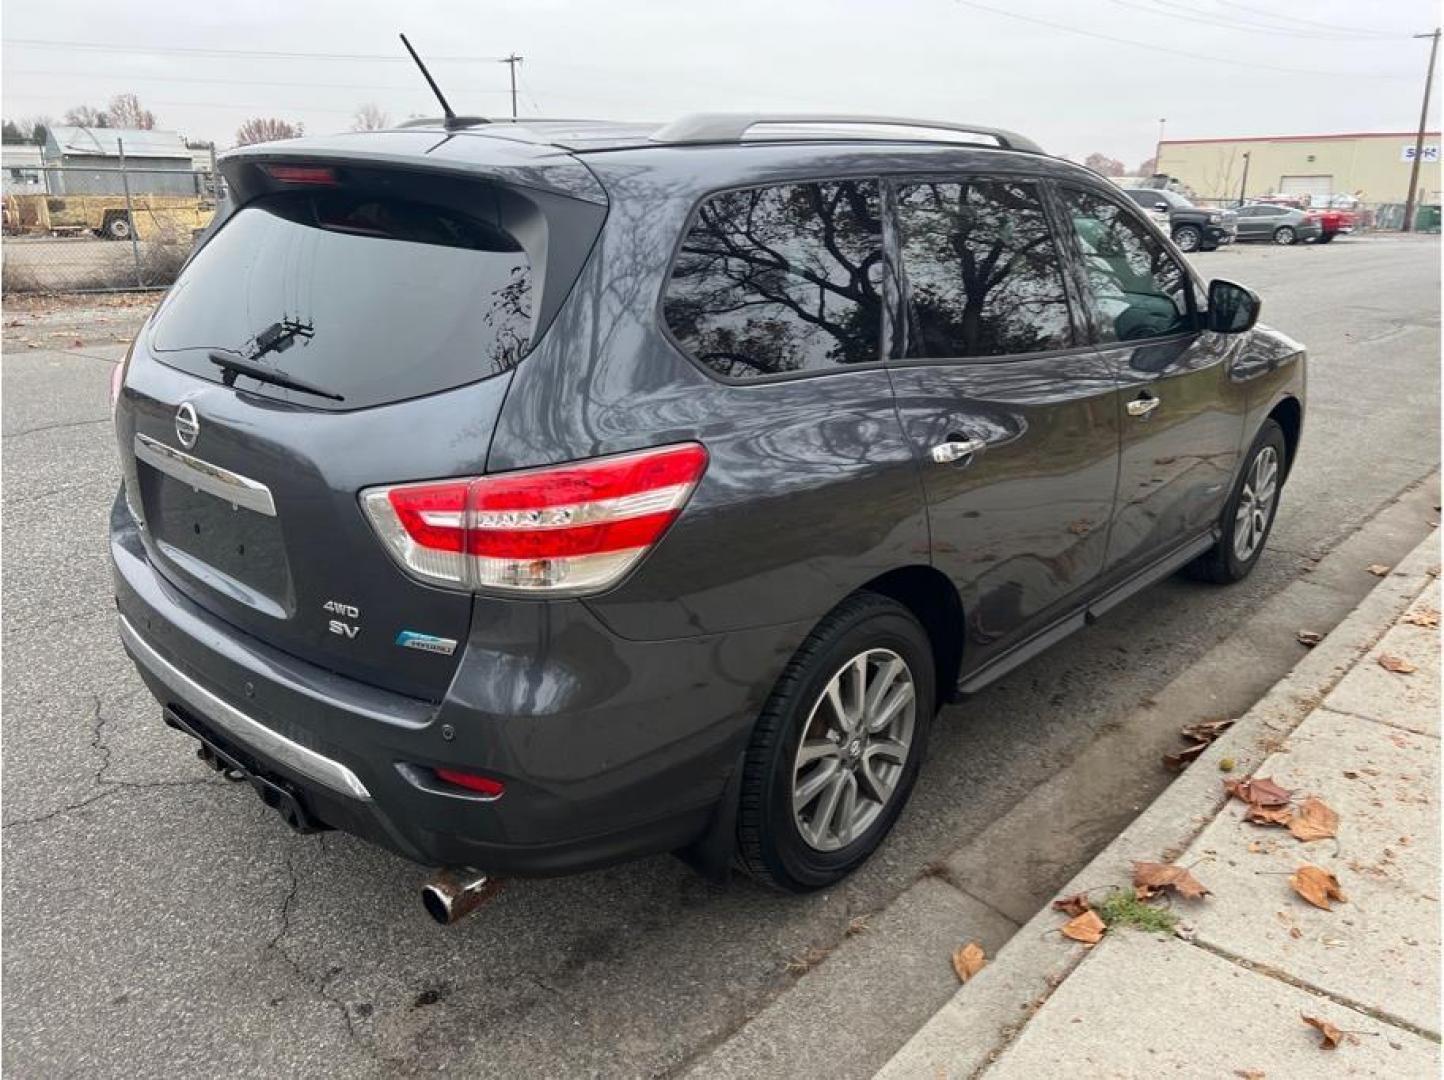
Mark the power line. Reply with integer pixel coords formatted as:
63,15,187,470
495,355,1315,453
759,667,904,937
952,0,1412,80
2,92,374,116
1214,0,1405,38
5,67,512,94
2,37,504,63
1108,0,1406,41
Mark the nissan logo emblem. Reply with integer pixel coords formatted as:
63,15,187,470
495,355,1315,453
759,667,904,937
174,402,200,449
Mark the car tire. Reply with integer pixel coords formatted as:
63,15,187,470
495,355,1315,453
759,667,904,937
1184,419,1288,585
1172,224,1202,252
736,592,936,893
1273,226,1297,245
104,213,132,241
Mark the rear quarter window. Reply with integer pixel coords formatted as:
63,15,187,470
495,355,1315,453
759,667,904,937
663,180,883,380
147,189,533,410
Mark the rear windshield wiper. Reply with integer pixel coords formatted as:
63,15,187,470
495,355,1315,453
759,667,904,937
209,351,344,402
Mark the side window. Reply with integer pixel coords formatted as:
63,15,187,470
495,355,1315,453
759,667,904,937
894,179,1072,359
663,180,882,379
1059,186,1196,344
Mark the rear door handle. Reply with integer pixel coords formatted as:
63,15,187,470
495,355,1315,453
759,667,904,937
930,438,986,464
1127,394,1160,418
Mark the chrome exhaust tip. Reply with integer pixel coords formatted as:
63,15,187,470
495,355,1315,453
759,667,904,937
421,869,504,925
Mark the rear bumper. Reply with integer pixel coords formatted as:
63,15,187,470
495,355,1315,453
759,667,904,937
110,492,801,875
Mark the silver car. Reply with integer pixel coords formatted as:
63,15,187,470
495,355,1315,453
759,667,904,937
1234,203,1322,245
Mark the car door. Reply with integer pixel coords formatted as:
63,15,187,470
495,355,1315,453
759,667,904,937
1235,206,1263,239
1053,182,1248,584
884,176,1121,672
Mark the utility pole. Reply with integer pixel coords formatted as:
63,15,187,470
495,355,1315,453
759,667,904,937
1238,151,1251,207
1402,28,1440,233
1155,117,1166,175
499,53,524,120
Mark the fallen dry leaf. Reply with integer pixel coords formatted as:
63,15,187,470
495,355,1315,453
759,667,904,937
1377,654,1417,675
1291,865,1348,910
1051,892,1092,918
1365,563,1392,577
1235,1070,1266,1079
1289,926,1303,939
951,941,987,983
1163,742,1208,771
1401,607,1440,628
1302,1014,1343,1049
1225,776,1293,808
1245,805,1295,827
1132,861,1211,900
1181,718,1234,743
1060,909,1106,944
1287,797,1339,843
1296,630,1323,647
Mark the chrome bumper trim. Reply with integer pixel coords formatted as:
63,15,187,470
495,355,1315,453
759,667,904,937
133,434,277,517
118,613,371,801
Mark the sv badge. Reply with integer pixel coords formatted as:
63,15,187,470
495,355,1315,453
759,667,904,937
323,599,361,640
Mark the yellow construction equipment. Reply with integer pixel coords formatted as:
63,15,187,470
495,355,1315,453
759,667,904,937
2,193,214,241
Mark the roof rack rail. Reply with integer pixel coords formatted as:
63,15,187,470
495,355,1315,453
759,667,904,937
648,113,1043,153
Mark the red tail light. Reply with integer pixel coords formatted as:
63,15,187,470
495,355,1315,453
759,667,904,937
361,443,709,595
263,164,339,186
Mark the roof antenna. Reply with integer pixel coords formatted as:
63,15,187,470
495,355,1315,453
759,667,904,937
400,33,461,129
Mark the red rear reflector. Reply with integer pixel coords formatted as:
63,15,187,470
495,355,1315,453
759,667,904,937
433,768,506,798
360,443,708,596
263,164,338,186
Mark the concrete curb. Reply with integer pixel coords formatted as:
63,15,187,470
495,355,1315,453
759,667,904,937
876,531,1441,1080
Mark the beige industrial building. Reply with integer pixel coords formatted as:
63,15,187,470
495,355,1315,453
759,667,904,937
1156,131,1441,206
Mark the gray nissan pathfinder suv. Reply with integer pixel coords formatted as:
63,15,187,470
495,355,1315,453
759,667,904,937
110,114,1305,920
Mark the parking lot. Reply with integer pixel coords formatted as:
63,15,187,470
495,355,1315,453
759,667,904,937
2,235,1440,1077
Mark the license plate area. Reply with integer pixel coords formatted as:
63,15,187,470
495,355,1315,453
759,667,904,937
141,468,295,613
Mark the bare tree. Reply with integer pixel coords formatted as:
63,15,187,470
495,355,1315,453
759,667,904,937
107,93,157,130
20,115,53,144
63,105,109,128
1083,152,1126,177
235,117,303,146
351,103,390,131
1137,156,1158,176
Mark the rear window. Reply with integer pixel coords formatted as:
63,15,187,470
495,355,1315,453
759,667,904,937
663,180,883,380
147,190,533,410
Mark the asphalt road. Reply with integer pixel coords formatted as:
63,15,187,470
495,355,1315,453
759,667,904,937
3,236,1440,1077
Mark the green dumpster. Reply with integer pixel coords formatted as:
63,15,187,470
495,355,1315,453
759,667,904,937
1415,204,1441,233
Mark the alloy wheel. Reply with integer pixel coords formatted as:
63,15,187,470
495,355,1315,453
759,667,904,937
1233,445,1279,561
791,649,916,852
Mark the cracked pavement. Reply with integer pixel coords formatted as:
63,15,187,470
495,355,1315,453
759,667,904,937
2,238,1440,1077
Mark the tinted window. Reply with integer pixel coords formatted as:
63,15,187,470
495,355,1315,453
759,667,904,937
895,180,1072,359
148,190,533,410
664,180,883,379
1061,186,1195,343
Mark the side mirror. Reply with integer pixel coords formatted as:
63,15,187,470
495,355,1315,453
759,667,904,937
1207,279,1261,334
1154,202,1169,212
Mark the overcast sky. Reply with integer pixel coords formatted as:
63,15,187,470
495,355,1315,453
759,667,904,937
2,0,1436,164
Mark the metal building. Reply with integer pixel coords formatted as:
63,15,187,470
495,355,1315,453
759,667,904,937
41,127,199,196
1157,131,1441,206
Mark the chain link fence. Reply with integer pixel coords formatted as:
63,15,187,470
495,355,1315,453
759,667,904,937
3,163,221,294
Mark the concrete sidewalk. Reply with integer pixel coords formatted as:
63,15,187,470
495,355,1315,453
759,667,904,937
879,532,1441,1079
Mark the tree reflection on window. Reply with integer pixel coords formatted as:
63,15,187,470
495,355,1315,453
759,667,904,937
665,181,883,379
896,180,1072,359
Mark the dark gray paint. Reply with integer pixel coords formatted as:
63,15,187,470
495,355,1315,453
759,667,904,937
112,127,1306,876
